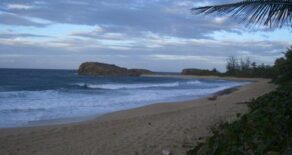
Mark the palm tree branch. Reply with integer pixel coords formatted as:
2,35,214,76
192,0,292,28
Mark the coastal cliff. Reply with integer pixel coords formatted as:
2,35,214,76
78,62,153,76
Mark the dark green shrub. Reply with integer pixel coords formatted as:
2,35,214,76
188,87,292,155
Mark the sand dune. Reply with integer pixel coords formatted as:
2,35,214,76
0,78,276,155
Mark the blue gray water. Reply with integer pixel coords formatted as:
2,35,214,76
0,69,248,128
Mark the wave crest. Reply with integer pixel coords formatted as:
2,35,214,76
74,82,182,90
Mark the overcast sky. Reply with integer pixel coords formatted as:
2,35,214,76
0,0,291,72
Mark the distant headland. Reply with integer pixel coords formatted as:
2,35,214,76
78,62,154,76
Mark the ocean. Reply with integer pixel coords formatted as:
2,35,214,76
0,69,248,128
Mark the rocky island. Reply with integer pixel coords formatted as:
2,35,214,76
78,62,154,76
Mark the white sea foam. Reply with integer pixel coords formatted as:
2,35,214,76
74,80,204,90
74,82,181,89
186,80,202,85
0,79,248,128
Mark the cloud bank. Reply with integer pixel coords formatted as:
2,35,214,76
0,0,291,71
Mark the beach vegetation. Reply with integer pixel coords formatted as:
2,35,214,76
225,56,276,78
274,46,292,84
182,56,277,78
188,86,292,154
187,47,292,155
187,1,292,154
182,68,221,76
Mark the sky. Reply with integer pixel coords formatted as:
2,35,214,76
0,0,291,72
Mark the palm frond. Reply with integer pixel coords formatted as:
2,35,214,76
192,0,292,28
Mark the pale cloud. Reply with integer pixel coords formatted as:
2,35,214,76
0,11,49,27
0,31,50,39
70,26,104,37
0,38,34,46
150,54,226,64
102,33,126,40
0,0,290,71
214,16,228,25
6,4,34,10
0,54,24,58
62,0,89,5
192,1,212,7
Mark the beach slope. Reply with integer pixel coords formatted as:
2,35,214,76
0,78,275,155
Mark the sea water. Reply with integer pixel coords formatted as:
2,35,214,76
0,69,248,128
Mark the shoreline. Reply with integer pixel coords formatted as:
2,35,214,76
142,74,260,81
0,74,249,130
0,76,276,155
20,85,241,128
96,84,244,122
7,75,248,128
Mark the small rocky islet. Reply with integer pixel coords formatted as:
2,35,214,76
78,62,154,76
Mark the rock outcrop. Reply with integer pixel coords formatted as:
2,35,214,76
78,62,154,76
128,69,154,76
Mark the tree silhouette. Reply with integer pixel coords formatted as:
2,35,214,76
192,0,292,28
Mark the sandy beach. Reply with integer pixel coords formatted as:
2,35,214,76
0,77,276,155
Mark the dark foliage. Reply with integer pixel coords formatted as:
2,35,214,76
182,68,221,76
225,56,276,78
192,0,292,28
187,47,292,154
274,46,292,83
188,87,292,155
